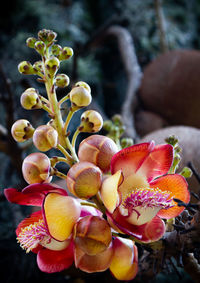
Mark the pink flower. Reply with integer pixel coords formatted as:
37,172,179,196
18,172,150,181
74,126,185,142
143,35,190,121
100,141,190,243
5,183,81,273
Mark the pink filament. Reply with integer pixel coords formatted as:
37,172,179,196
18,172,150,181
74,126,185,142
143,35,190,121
123,188,175,210
17,219,51,253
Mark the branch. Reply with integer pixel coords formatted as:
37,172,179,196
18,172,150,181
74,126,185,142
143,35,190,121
106,25,142,140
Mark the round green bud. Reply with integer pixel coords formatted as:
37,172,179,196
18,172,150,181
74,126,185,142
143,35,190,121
22,152,52,184
121,137,134,149
26,37,37,48
11,119,35,142
75,81,91,93
45,56,60,78
51,44,62,56
18,61,35,75
69,86,92,108
112,114,123,126
58,47,73,61
33,61,44,74
79,110,103,133
55,74,70,88
20,88,42,110
35,41,46,56
38,29,57,44
33,125,58,151
103,120,113,132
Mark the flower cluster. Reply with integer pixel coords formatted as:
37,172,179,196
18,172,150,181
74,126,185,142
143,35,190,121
4,29,190,281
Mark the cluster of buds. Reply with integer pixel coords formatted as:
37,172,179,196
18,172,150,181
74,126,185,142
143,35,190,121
5,29,191,281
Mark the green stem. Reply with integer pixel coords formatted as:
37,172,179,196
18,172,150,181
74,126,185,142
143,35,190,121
58,93,70,106
41,103,54,116
63,109,75,134
50,156,70,167
57,144,74,166
72,128,80,148
51,168,67,179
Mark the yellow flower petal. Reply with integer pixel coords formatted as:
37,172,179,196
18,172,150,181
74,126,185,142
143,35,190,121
100,170,123,213
43,193,80,241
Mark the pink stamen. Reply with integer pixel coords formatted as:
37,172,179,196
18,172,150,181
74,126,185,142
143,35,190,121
123,188,175,210
17,219,51,253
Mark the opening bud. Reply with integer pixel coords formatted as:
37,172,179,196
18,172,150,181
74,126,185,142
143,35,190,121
22,152,52,184
55,74,70,88
66,161,102,199
11,119,34,142
58,47,73,61
75,81,91,93
38,29,57,44
34,41,46,56
44,56,60,78
69,86,92,108
33,125,58,151
18,61,35,75
75,215,112,256
26,37,37,48
20,88,42,110
79,110,103,133
78,135,118,173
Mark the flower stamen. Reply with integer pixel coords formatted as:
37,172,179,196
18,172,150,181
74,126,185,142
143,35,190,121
17,219,51,253
123,187,175,210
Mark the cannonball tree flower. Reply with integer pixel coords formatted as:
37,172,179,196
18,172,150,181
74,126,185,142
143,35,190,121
4,183,81,273
101,141,190,242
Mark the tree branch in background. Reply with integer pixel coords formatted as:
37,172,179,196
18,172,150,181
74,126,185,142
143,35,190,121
106,25,142,140
154,0,169,53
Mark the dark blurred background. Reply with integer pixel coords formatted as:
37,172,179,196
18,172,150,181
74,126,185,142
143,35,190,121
1,0,200,282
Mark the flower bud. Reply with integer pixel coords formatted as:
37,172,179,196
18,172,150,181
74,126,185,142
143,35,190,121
75,81,91,93
11,119,34,142
66,161,102,199
121,137,134,149
22,152,52,184
44,56,60,78
75,215,112,255
34,41,46,56
26,37,37,48
78,135,118,173
20,88,42,110
33,61,43,74
58,47,73,61
38,29,57,44
69,86,92,108
55,74,70,88
33,125,58,151
79,110,103,133
18,61,35,75
51,44,62,56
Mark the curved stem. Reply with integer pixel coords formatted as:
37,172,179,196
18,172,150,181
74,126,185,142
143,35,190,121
41,103,54,116
63,109,75,134
58,93,70,107
51,168,67,179
80,202,99,210
72,128,80,148
50,156,70,167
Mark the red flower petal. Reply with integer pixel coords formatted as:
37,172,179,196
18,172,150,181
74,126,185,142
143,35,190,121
107,210,165,243
4,183,67,206
111,142,173,182
37,239,74,273
111,142,155,177
150,174,190,218
136,144,173,182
